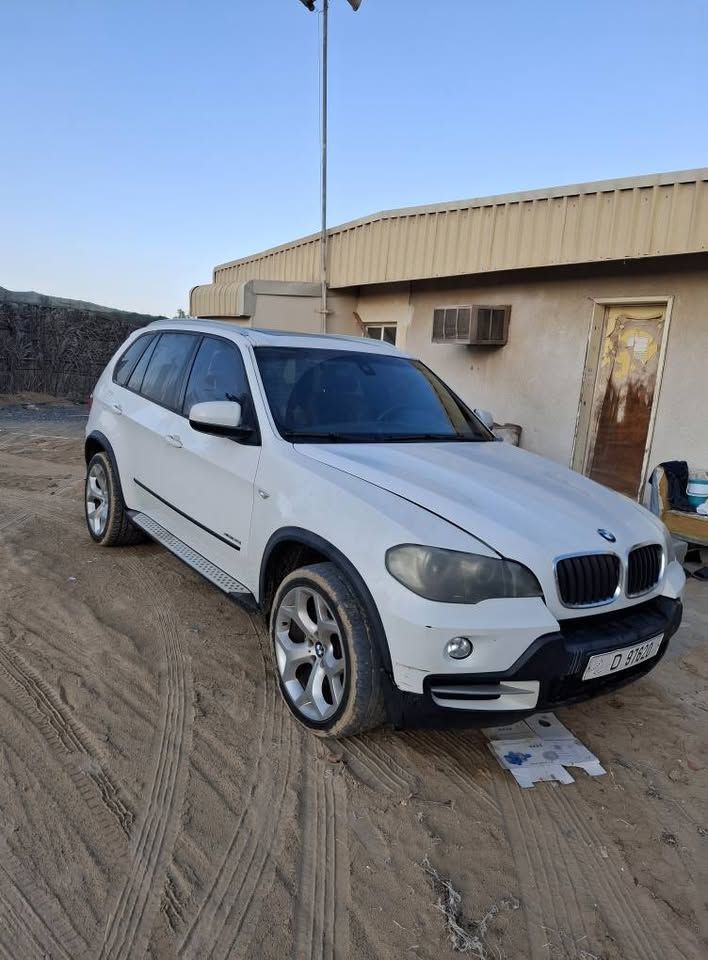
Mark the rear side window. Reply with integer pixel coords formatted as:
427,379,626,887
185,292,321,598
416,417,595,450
140,333,199,410
113,334,155,387
127,335,159,392
183,337,251,412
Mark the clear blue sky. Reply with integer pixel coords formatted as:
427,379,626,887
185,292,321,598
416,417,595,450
2,0,706,316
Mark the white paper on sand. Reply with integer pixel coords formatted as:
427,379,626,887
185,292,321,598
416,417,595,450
483,712,606,788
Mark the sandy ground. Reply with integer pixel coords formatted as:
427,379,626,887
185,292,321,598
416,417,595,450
0,409,705,960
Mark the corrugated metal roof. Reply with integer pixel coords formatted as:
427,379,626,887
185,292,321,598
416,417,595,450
191,169,708,314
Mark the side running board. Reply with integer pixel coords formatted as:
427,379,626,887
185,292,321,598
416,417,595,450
130,512,257,607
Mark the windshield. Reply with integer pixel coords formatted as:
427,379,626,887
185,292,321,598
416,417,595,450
254,347,493,443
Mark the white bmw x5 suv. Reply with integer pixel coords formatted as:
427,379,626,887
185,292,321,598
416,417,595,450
84,319,685,737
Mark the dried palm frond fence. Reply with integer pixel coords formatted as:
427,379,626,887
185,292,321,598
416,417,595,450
0,287,163,400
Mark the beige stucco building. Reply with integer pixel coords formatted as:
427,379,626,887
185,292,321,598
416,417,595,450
190,169,708,500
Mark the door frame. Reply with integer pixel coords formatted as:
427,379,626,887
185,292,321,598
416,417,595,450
571,295,674,498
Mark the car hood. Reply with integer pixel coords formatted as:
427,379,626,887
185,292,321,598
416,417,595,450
296,440,666,567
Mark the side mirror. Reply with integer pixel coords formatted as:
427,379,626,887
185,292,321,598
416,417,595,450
189,400,250,438
474,408,495,431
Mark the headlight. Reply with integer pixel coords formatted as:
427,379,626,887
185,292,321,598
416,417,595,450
385,544,543,604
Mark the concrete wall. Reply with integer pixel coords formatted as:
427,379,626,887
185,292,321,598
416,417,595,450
359,264,708,479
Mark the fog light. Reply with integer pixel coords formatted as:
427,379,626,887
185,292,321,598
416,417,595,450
445,637,473,660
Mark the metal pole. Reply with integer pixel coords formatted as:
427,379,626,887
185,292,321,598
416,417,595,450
320,0,328,330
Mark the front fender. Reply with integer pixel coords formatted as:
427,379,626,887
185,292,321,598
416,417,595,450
259,526,394,677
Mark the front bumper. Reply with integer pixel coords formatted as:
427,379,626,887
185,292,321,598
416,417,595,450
385,596,682,729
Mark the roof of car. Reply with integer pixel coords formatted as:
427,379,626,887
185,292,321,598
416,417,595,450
147,317,408,355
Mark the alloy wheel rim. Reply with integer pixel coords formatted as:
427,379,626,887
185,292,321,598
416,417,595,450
274,586,346,722
86,463,109,536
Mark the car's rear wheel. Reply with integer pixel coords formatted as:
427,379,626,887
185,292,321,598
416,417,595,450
85,451,144,547
270,562,385,737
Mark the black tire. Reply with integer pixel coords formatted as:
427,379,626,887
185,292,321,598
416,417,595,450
84,451,145,547
269,562,386,738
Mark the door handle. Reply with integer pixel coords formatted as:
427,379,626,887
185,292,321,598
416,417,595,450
164,434,183,448
110,402,123,415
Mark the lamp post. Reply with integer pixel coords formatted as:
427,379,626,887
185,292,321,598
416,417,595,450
298,0,363,330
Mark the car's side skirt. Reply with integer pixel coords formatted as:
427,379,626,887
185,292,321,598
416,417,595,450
129,511,257,609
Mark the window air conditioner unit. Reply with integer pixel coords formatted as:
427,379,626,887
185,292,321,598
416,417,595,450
432,304,511,346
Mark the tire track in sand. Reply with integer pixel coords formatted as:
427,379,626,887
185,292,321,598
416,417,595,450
0,485,139,844
552,785,699,959
0,834,85,960
292,749,351,960
339,735,416,796
495,772,699,960
178,616,297,960
0,485,82,527
0,446,192,957
0,476,272,958
0,639,134,838
0,510,29,533
97,556,193,960
182,705,296,960
0,482,128,959
403,729,501,816
177,615,354,960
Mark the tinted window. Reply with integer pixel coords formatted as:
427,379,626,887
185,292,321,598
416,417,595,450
114,334,155,387
183,337,252,415
140,333,198,410
254,347,491,443
127,335,159,392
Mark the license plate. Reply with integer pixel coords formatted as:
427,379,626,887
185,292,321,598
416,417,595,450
582,635,663,681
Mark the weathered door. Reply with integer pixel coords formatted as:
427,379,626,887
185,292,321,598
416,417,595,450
580,303,666,498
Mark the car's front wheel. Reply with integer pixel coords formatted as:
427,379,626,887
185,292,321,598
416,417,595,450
269,562,385,737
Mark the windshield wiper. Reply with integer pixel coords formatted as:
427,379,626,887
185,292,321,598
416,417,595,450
282,430,486,443
282,430,365,443
373,433,485,443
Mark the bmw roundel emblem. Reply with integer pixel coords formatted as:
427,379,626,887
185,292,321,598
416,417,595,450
597,528,616,543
